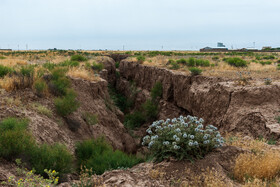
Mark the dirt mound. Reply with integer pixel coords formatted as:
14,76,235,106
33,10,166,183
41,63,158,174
59,146,243,187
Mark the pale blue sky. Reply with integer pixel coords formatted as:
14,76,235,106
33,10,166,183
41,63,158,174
1,0,279,50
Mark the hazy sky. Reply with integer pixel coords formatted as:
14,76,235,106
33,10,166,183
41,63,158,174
1,0,279,50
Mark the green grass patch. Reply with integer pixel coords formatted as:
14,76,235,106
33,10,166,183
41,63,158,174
189,67,202,76
0,65,13,78
70,55,87,62
75,137,143,175
82,112,98,126
54,89,79,116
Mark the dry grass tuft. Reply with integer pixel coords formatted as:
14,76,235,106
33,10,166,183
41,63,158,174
0,75,20,91
234,150,280,181
149,168,166,180
225,133,268,153
182,167,230,187
67,67,99,81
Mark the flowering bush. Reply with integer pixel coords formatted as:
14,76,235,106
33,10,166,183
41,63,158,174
142,115,224,161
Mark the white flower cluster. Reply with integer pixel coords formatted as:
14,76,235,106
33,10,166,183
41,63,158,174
142,115,224,159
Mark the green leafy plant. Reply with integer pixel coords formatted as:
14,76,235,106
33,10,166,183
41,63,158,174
169,61,180,70
75,137,143,175
59,60,80,67
189,67,202,76
28,143,73,177
71,55,87,62
0,118,34,160
0,65,13,78
34,79,48,96
43,62,57,70
225,57,247,67
142,116,224,161
92,62,104,71
20,65,35,77
136,56,146,63
54,89,79,116
176,58,187,65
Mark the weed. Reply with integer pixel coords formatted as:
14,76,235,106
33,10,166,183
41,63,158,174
0,65,13,78
0,56,6,59
137,56,146,63
92,62,104,72
176,58,187,65
225,57,247,67
169,61,180,70
34,79,48,96
189,67,202,76
71,55,87,62
43,62,57,70
54,89,79,116
59,60,80,67
75,137,143,175
32,103,52,117
264,78,272,85
82,112,98,126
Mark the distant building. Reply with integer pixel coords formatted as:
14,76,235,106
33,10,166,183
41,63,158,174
200,47,228,52
217,42,226,48
0,49,12,51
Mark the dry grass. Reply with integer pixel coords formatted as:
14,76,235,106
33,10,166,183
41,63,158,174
234,150,280,181
0,75,20,91
149,168,166,180
67,67,99,81
141,55,280,81
225,133,268,153
182,167,230,187
0,59,28,67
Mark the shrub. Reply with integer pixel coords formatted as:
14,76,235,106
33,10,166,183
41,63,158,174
59,60,80,67
49,68,70,96
0,118,34,160
195,59,210,67
92,62,104,72
82,112,98,126
124,111,146,129
150,82,162,101
142,115,224,161
188,57,196,67
176,58,187,65
0,65,12,78
136,56,145,63
169,61,180,70
262,55,275,60
189,67,202,76
0,56,6,59
70,55,87,62
259,61,272,65
233,151,280,181
28,143,73,177
225,57,247,67
142,99,158,121
20,65,35,77
75,137,143,175
43,62,57,70
115,62,120,68
278,64,280,70
54,90,79,116
212,56,219,61
34,79,48,96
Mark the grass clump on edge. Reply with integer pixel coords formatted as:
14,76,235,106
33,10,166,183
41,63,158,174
49,68,70,96
31,103,52,117
92,62,104,72
142,115,224,162
137,55,146,63
169,61,180,70
0,65,13,78
34,79,48,97
225,57,247,67
54,89,79,116
189,67,202,76
70,54,87,62
0,118,34,160
75,137,143,175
